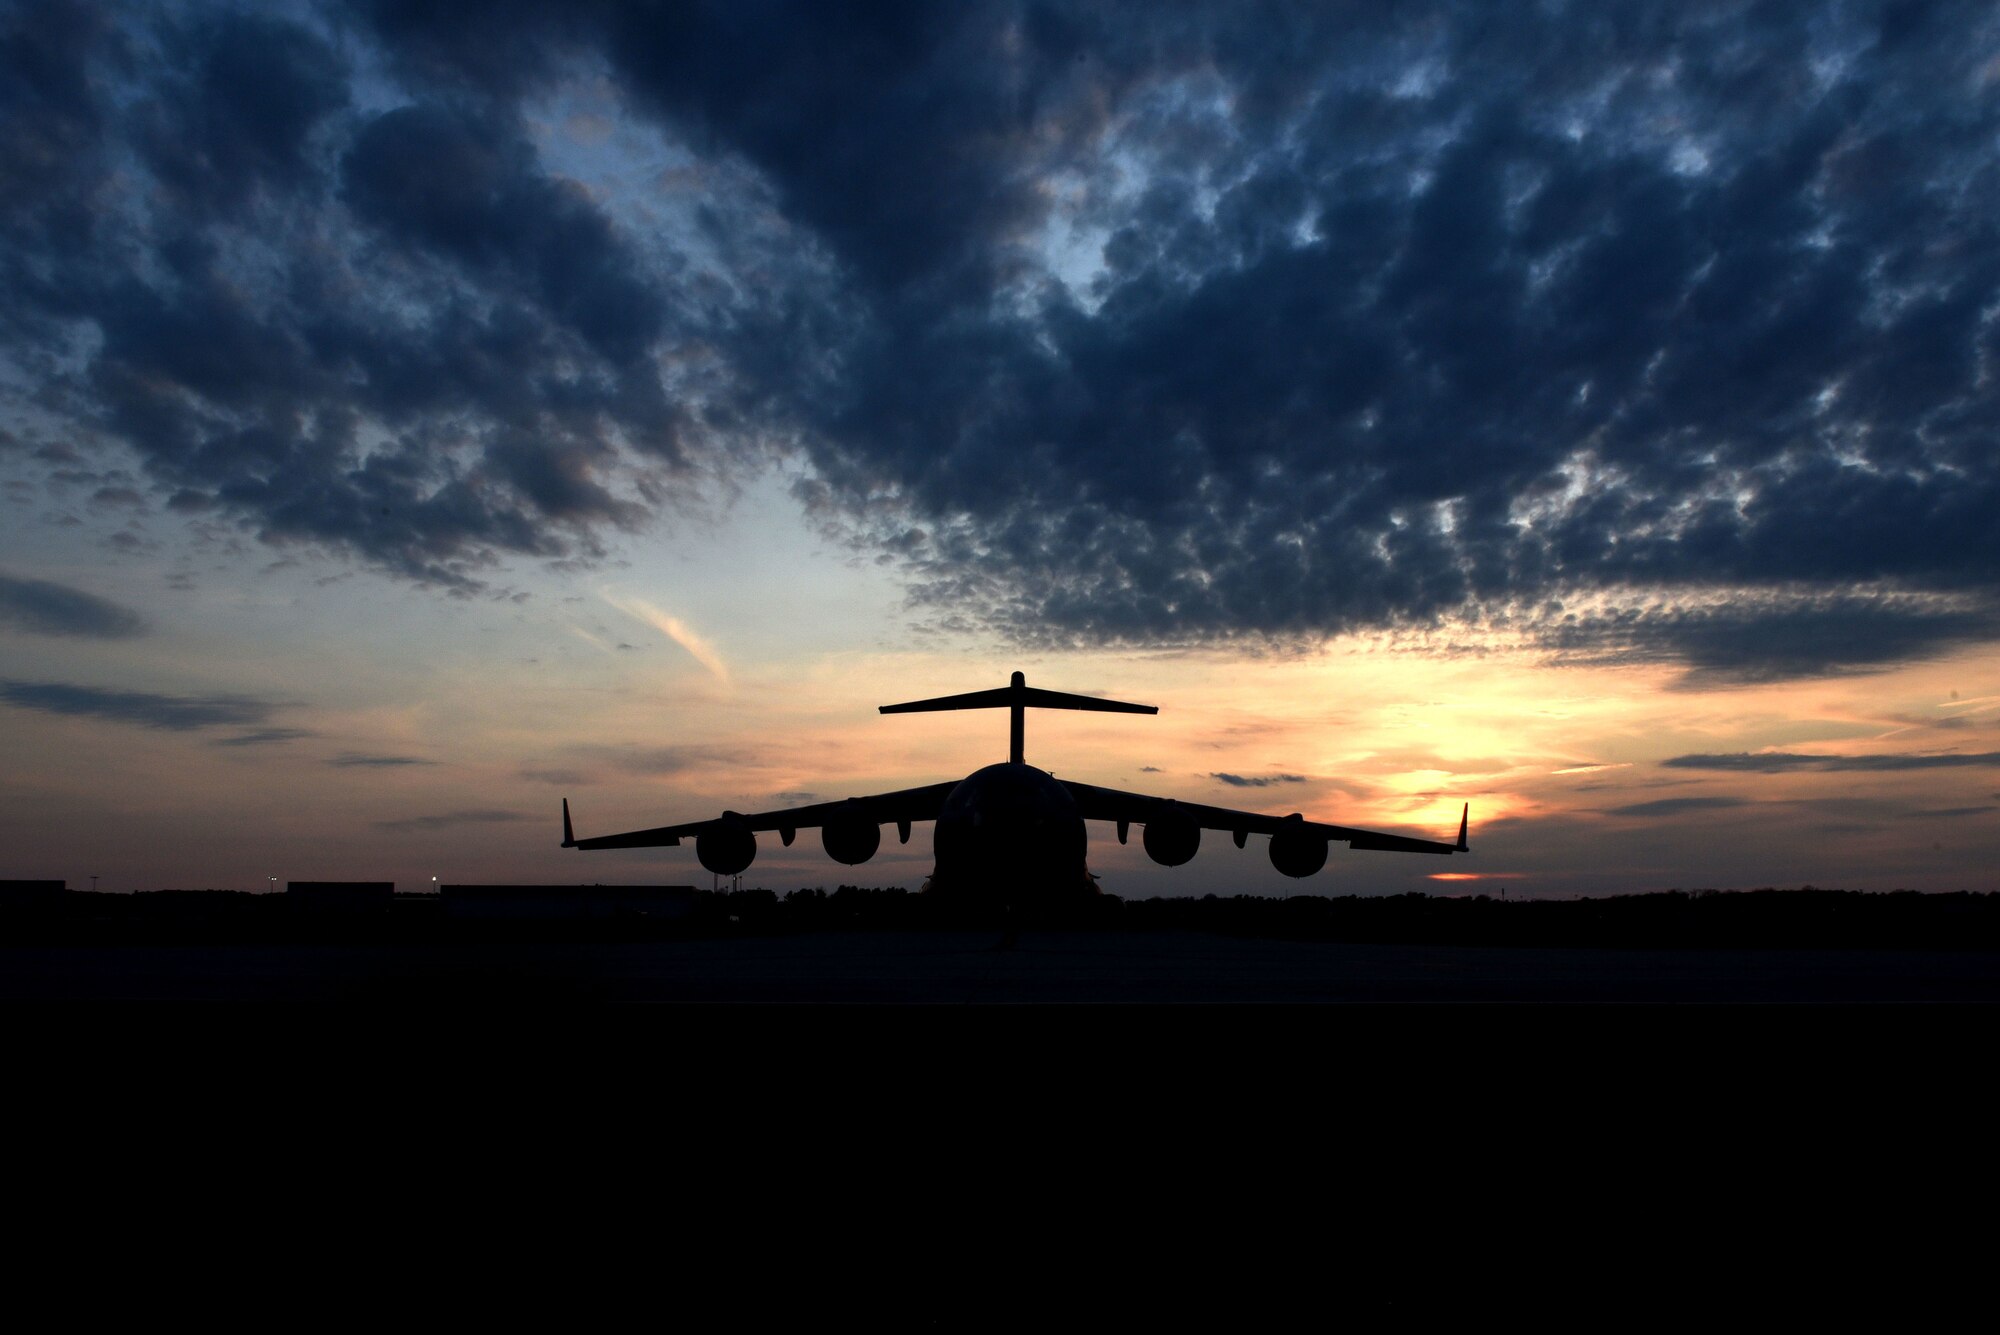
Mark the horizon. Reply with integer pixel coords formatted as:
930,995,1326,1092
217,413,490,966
3,3,1997,901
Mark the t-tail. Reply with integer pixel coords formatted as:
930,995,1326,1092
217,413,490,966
879,670,1157,764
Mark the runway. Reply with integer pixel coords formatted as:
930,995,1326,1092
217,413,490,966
5,929,1998,1003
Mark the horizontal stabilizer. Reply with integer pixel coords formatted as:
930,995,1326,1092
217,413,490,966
881,671,1156,716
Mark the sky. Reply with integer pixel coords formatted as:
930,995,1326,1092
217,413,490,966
2,0,1997,898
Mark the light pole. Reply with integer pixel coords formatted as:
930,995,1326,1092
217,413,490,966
90,875,98,893
268,876,277,895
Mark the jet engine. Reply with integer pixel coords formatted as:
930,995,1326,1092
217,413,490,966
1269,825,1328,878
696,825,756,876
1142,806,1201,867
821,811,881,865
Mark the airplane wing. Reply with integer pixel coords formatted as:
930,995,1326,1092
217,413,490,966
563,782,963,850
1058,780,1469,855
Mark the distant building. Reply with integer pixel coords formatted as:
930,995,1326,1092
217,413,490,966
0,880,65,906
287,881,395,913
440,885,697,921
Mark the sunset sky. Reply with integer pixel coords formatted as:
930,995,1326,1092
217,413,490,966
3,1,1997,898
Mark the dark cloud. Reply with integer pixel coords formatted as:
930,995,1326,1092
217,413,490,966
0,679,269,730
377,808,526,832
130,9,350,218
5,3,2000,673
1664,751,2000,773
1210,772,1308,788
1895,805,1998,820
340,101,666,364
771,790,818,805
1539,595,2000,686
1603,796,1749,818
213,727,315,747
329,752,434,768
0,571,145,637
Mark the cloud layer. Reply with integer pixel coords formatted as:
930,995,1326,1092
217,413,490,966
1666,750,2000,773
5,3,1999,677
0,679,271,730
0,572,145,638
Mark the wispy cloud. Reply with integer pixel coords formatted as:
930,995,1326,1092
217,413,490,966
1603,796,1749,817
213,728,316,747
329,753,434,768
1894,806,1998,820
1,680,270,730
1664,751,2000,773
377,809,526,832
520,768,590,786
600,592,730,685
610,744,748,775
1210,772,1308,788
0,573,146,638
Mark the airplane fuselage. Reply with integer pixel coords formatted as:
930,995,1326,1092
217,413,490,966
931,762,1091,899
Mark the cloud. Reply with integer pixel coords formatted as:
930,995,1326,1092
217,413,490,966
0,573,146,638
1538,593,2000,685
212,727,315,747
376,809,527,833
611,744,747,776
328,753,434,768
1602,796,1749,818
1663,751,2000,773
5,4,2000,677
0,679,270,730
1210,772,1308,788
520,767,589,786
600,591,730,684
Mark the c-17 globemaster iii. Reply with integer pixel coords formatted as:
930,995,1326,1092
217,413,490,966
563,671,1468,904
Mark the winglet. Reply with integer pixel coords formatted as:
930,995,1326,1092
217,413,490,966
562,798,576,848
1456,802,1469,852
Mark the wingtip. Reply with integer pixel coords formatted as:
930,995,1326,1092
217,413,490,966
1457,802,1469,852
561,797,576,848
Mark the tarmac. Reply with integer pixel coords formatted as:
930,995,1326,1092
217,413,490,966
4,928,1998,1003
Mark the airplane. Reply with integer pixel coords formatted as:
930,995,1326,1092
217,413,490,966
562,671,1468,903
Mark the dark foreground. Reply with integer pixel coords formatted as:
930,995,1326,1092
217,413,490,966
5,929,1998,1002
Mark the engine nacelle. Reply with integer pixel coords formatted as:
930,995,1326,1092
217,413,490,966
696,825,756,876
821,815,881,866
1142,808,1201,867
1269,826,1328,879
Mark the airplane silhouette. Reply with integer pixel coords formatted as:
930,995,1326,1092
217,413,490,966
563,671,1468,901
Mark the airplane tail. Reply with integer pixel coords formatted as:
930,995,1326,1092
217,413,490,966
881,671,1156,766
879,670,1157,717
